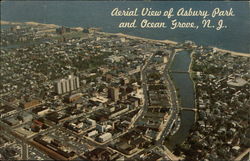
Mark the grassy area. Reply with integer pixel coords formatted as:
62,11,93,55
74,52,111,71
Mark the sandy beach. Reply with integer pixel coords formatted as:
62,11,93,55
1,20,59,28
114,33,178,45
114,33,250,57
213,47,250,57
1,20,22,25
24,22,59,28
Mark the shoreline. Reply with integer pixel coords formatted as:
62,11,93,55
213,47,250,57
1,20,59,28
1,20,250,57
113,32,178,45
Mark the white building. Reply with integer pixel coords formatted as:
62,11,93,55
88,130,98,137
54,75,80,94
86,118,96,126
98,132,112,142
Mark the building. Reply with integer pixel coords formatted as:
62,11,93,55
54,75,80,94
109,106,129,119
96,124,105,133
128,96,141,107
64,93,82,103
18,112,33,123
163,56,168,63
97,133,112,143
33,136,76,160
82,28,90,33
84,148,112,161
86,118,96,126
14,126,35,138
129,66,141,75
142,152,163,161
3,118,20,126
227,77,247,87
0,105,17,118
32,106,50,116
56,26,71,34
21,99,43,109
108,87,119,102
88,130,98,137
120,77,129,85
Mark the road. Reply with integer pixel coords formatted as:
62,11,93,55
157,51,180,144
0,50,181,160
130,54,154,125
140,51,180,145
0,121,29,160
135,50,180,145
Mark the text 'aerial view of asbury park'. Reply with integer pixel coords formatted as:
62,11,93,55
0,20,250,161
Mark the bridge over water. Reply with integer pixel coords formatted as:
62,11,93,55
169,70,189,74
180,107,197,112
179,107,198,121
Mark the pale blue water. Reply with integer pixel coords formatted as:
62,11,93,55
1,1,250,53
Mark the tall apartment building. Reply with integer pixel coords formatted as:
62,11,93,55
108,87,119,102
55,75,80,95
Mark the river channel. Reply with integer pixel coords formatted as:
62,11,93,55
166,50,196,149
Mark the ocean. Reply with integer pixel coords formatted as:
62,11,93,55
1,1,250,53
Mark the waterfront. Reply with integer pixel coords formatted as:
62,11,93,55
0,24,187,160
1,1,249,159
1,1,250,53
1,17,249,160
167,51,196,149
1,21,196,149
1,19,248,152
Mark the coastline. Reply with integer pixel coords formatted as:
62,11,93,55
213,47,250,57
0,20,59,28
113,33,178,45
2,19,248,160
1,20,250,57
